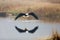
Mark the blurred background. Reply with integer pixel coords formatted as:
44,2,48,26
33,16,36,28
0,0,60,40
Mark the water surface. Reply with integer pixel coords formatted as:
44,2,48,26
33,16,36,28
0,17,60,40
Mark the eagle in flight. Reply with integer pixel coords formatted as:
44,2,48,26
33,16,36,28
15,12,39,20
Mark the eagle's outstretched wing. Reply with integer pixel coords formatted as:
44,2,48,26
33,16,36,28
15,13,25,20
28,26,38,33
15,26,26,33
29,12,39,20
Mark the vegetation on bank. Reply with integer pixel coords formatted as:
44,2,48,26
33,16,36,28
35,30,60,40
0,3,60,20
7,4,60,18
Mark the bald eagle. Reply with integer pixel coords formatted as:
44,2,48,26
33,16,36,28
15,12,39,20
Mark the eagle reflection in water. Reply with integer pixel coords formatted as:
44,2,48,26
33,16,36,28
15,26,38,33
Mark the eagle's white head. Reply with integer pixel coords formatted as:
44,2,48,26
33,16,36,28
26,31,28,33
26,13,29,17
26,13,29,16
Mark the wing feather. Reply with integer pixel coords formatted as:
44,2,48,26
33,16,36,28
28,26,38,33
15,13,25,20
29,12,39,20
15,26,26,33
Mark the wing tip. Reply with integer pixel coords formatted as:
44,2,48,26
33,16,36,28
15,26,18,29
29,12,39,20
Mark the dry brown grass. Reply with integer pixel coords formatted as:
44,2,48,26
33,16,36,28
6,3,60,16
34,30,60,40
0,3,60,21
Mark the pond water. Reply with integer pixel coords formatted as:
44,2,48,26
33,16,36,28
0,17,60,40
